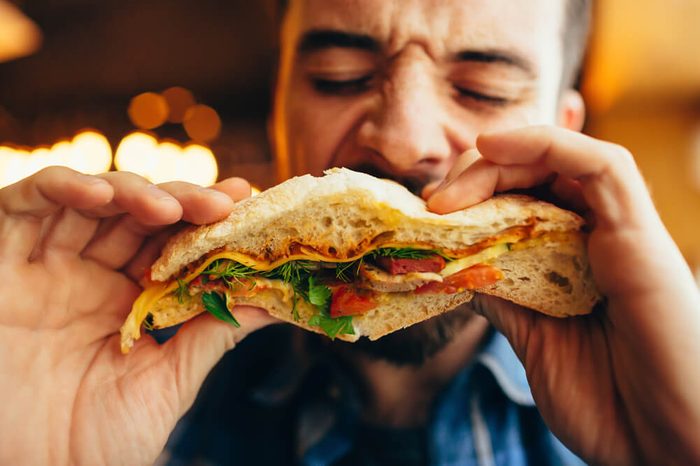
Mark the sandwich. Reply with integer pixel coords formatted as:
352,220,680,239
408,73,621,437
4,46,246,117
120,168,600,353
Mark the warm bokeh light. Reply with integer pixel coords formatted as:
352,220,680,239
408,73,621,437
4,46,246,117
70,131,113,173
183,104,221,143
0,131,112,188
114,132,218,186
0,0,42,63
128,92,169,130
162,86,196,123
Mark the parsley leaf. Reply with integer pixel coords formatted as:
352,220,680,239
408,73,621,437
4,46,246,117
308,276,332,307
202,291,240,327
305,276,354,339
307,313,354,340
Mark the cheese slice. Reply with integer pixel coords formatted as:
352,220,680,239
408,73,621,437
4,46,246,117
440,243,510,277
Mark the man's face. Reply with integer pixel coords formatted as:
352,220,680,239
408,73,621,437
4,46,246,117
272,0,569,363
273,0,566,187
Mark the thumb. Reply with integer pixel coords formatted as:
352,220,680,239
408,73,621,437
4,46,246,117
471,294,537,361
164,306,279,407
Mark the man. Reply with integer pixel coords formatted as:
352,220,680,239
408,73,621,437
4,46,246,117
0,0,699,465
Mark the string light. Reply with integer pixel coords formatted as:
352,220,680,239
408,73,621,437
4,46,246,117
115,132,218,186
0,131,112,188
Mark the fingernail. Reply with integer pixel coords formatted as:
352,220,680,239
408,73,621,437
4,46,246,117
147,184,177,202
79,174,109,185
200,187,232,202
435,148,481,193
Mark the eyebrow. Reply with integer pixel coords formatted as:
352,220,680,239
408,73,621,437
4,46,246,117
298,29,380,54
454,49,536,78
297,29,536,78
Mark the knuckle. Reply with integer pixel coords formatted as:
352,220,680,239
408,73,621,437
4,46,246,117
35,165,74,181
606,143,636,169
104,170,149,184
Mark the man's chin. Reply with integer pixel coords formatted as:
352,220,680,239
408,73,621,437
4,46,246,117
337,303,477,366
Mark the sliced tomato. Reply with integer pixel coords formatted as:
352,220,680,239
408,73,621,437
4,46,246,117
330,285,378,317
415,264,504,294
375,255,446,274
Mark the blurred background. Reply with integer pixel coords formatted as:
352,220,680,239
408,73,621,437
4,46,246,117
0,0,699,281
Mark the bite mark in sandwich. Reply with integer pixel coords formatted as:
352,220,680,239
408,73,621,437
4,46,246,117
120,168,601,354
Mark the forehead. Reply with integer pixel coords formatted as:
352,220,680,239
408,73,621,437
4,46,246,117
288,0,563,60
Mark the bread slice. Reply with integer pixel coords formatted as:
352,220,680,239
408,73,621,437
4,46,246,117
121,168,600,352
151,168,583,282
146,283,476,342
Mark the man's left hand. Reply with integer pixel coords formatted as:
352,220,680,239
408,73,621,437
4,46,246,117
425,125,700,466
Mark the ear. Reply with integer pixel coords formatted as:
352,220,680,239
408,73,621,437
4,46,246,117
557,89,586,131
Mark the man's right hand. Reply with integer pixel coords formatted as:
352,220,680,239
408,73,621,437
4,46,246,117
0,167,277,465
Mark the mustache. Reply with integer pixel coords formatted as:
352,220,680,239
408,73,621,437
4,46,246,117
345,163,433,196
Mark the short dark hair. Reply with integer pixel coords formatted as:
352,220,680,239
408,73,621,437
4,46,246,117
272,0,592,90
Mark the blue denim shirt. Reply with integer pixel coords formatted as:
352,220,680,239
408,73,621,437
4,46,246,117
160,326,584,466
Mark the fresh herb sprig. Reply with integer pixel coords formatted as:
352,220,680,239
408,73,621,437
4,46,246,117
202,291,240,327
202,260,258,288
370,247,452,261
194,258,357,338
335,257,363,282
268,260,317,284
306,276,354,339
175,279,191,304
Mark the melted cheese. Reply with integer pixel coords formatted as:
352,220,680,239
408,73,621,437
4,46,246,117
440,243,511,277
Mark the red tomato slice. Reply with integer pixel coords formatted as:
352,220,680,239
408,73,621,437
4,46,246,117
330,285,378,317
415,264,504,294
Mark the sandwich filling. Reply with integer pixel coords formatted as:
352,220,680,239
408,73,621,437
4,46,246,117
120,227,576,353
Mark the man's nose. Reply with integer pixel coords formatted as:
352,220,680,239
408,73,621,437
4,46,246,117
357,56,453,173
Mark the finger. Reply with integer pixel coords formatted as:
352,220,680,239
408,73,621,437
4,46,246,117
469,294,539,361
82,179,249,271
427,158,552,213
475,126,653,229
210,177,252,202
0,167,113,260
156,181,236,225
81,215,165,270
121,227,176,283
79,171,184,225
35,208,100,257
162,307,280,409
421,148,481,199
550,176,588,214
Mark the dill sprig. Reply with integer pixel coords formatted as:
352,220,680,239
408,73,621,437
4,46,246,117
265,260,317,284
202,260,258,288
370,247,452,261
175,279,191,304
335,257,364,282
